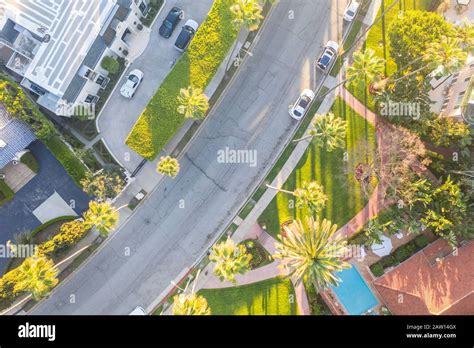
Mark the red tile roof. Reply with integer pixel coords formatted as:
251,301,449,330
374,239,474,315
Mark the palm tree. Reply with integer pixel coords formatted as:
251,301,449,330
376,36,468,90
172,293,211,315
176,86,209,120
14,256,59,301
230,0,263,31
172,270,211,315
293,112,347,152
83,201,119,237
346,48,385,91
453,19,474,54
273,216,350,289
266,181,328,213
156,156,180,178
318,48,385,100
209,237,252,284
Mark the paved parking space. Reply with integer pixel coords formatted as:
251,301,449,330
0,141,90,274
97,0,214,172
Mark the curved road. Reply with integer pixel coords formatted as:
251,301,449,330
32,0,348,314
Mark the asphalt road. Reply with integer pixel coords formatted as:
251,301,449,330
32,0,349,315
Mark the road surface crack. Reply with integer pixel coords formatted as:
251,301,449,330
184,153,228,192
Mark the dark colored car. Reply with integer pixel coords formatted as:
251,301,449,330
159,7,184,38
174,19,199,52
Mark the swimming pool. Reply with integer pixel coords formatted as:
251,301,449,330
330,265,379,315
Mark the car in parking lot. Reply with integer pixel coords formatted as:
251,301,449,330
343,1,360,22
159,7,184,38
316,41,339,71
120,69,144,99
289,89,315,120
174,19,199,52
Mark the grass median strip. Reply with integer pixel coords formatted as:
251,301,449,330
198,276,298,315
125,0,238,160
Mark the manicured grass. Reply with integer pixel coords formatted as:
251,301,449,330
258,97,377,238
0,180,14,206
349,0,433,109
20,152,39,173
198,276,298,315
126,0,238,160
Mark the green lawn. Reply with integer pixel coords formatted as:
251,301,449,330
349,0,433,109
0,180,14,206
258,97,377,238
198,276,298,315
126,0,238,160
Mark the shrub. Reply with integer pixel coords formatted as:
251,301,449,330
126,0,238,159
20,152,39,173
370,263,384,277
0,180,14,206
101,56,119,74
36,220,88,257
394,245,412,263
414,235,429,249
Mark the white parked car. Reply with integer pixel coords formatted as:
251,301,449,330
289,89,315,120
120,69,144,99
343,1,360,22
129,306,147,315
316,41,340,71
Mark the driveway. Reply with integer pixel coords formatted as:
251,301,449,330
0,141,90,274
97,0,214,172
32,0,349,314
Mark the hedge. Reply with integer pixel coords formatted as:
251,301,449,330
43,136,87,185
20,152,39,173
30,215,77,238
0,74,88,185
126,0,238,159
370,235,432,277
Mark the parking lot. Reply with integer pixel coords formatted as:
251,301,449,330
97,0,214,172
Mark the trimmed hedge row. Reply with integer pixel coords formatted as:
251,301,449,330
30,215,77,238
370,235,430,277
126,0,238,159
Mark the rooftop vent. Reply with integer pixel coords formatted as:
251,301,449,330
0,139,6,148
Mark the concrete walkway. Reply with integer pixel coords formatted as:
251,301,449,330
199,224,311,315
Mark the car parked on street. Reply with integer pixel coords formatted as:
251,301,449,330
316,41,339,71
159,7,184,38
120,69,144,99
289,89,315,120
174,19,199,52
343,1,360,22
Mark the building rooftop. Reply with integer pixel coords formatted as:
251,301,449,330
0,0,115,98
0,104,36,169
374,239,474,315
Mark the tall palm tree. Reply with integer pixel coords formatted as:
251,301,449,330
266,181,328,214
83,201,119,237
318,48,386,100
453,19,474,54
273,216,350,289
376,36,468,90
172,293,211,315
176,86,209,120
209,237,252,284
293,112,347,152
14,256,59,301
230,0,264,31
156,156,180,178
346,48,385,91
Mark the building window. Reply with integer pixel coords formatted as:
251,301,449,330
138,1,148,15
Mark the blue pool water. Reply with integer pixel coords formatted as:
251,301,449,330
330,265,379,315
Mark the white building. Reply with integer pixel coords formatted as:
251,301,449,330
0,0,149,116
